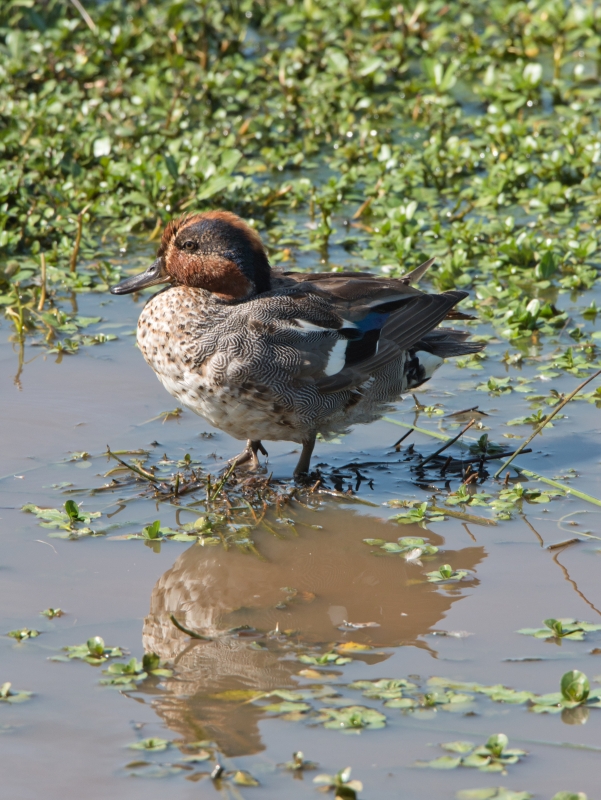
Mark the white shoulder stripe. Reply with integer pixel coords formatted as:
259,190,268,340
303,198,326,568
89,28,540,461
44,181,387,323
293,318,335,332
324,338,348,376
293,318,357,332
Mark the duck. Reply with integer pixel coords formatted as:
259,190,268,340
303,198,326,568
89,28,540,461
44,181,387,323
110,211,483,478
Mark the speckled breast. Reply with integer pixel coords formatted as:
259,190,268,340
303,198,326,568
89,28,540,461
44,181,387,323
135,287,302,442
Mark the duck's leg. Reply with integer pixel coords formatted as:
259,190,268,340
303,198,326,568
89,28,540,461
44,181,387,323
229,439,268,470
293,433,316,479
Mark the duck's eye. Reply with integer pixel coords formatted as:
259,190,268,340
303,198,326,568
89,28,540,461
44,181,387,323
182,240,196,251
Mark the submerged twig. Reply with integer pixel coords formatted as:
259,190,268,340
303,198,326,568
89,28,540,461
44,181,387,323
446,405,487,418
420,419,476,467
494,369,601,478
547,538,580,551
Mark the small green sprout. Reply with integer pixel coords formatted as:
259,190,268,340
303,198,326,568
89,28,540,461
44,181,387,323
281,751,318,772
426,564,469,583
53,636,123,664
22,502,101,537
0,682,33,703
517,618,601,641
128,737,170,751
7,628,40,641
531,670,601,716
40,608,63,619
313,767,363,798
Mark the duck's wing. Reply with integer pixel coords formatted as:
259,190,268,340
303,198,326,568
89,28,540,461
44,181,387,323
256,281,478,394
279,256,435,292
274,258,473,320
313,289,473,393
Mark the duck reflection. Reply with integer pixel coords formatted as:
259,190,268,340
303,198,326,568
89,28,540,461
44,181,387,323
141,506,485,756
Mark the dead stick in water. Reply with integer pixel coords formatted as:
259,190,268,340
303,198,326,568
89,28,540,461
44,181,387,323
445,405,483,418
392,429,413,450
494,369,601,478
420,419,477,468
69,204,90,273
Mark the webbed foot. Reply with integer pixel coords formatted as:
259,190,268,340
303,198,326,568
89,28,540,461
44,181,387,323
229,439,268,471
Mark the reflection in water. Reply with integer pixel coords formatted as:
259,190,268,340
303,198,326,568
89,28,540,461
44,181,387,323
141,506,485,756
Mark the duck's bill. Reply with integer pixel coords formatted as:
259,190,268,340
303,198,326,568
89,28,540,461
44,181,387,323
110,258,169,295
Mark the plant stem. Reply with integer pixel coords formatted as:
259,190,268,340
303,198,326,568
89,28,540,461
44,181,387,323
69,0,97,33
37,253,47,311
493,369,601,478
69,204,90,273
210,462,236,502
383,417,459,443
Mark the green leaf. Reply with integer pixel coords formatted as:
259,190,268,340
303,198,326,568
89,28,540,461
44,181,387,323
128,738,170,751
551,794,588,800
441,741,475,754
561,670,590,704
421,756,462,769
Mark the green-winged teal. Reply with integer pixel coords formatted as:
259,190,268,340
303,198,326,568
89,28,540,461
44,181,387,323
111,211,483,477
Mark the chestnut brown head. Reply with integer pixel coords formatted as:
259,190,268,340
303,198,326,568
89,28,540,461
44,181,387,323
110,211,271,301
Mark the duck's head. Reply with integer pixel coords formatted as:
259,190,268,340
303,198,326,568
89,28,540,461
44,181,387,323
110,211,271,301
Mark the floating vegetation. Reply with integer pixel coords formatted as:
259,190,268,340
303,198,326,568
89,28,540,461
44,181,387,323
456,789,532,800
0,682,32,704
100,654,173,690
416,734,527,775
531,670,601,716
518,619,601,641
7,628,40,642
313,767,363,798
349,678,473,714
51,636,123,665
22,501,102,538
40,608,63,619
426,564,470,583
551,794,588,800
297,652,353,667
314,705,387,733
389,501,446,526
280,751,319,773
363,535,439,557
128,738,171,752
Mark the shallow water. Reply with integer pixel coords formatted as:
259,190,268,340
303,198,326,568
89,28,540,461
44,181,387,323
2,276,601,799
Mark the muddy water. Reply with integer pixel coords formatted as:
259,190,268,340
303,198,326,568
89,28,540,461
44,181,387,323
2,283,601,799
